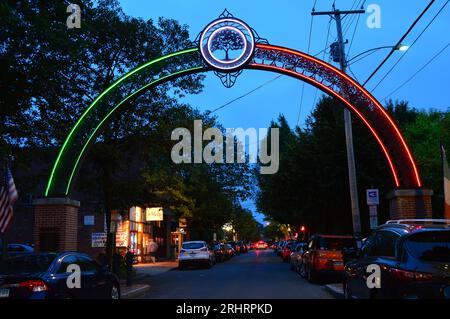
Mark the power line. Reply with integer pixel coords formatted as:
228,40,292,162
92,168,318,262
382,42,450,101
346,0,366,57
310,17,332,117
297,0,317,126
371,0,449,92
362,0,436,86
208,75,282,114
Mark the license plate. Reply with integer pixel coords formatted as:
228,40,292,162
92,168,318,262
333,261,343,266
0,288,10,298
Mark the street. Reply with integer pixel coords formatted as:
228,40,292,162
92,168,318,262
143,250,334,299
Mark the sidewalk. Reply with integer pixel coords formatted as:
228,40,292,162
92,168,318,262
121,283,151,299
325,283,344,299
134,260,178,277
119,261,178,299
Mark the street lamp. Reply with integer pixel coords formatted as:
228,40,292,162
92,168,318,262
347,43,409,64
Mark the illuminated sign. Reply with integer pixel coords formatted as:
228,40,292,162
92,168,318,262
200,17,255,72
146,207,164,221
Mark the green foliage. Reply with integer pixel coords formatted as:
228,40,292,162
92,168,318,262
256,96,449,236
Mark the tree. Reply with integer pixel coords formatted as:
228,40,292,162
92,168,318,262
255,96,445,236
210,28,244,61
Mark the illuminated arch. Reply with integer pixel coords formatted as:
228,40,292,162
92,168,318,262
45,44,421,197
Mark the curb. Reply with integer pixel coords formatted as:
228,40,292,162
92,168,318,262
121,284,151,299
325,283,344,299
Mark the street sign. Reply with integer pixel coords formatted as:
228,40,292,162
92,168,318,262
366,189,379,206
91,233,106,248
84,215,94,226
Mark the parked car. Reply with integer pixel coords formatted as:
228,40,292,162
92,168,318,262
290,242,308,272
300,234,357,283
211,243,226,262
272,241,279,251
276,241,286,256
0,244,34,258
281,241,296,262
227,241,240,255
343,219,450,299
237,241,247,253
0,252,120,299
178,241,215,270
225,244,235,259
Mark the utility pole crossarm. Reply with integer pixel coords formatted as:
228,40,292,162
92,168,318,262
311,9,365,16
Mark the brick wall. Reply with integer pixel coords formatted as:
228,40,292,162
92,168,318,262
33,198,80,252
388,189,433,220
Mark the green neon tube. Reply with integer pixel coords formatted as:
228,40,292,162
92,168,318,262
64,66,205,195
45,47,199,197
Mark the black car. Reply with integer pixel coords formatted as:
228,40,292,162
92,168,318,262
211,243,226,262
0,252,120,299
227,241,240,255
343,219,450,299
237,241,247,253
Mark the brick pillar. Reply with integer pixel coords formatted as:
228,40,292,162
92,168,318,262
387,189,433,220
33,197,80,252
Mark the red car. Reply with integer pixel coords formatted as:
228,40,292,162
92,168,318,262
255,241,268,250
300,235,357,282
281,241,296,262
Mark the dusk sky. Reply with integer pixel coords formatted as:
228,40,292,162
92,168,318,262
119,0,450,222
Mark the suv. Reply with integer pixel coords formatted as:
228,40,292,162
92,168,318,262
300,235,357,283
178,241,215,270
343,219,450,299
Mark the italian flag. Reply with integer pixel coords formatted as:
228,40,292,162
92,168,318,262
443,145,450,219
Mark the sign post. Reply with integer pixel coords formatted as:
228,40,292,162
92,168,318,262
366,189,379,230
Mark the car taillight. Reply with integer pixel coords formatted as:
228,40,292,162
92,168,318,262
390,268,433,282
19,280,49,292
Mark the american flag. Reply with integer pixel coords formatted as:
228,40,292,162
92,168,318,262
0,167,18,234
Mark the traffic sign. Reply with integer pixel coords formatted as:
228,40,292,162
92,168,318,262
366,189,379,206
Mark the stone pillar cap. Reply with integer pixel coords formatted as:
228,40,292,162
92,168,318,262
387,189,434,199
33,197,81,208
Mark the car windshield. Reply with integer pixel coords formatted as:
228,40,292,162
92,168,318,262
182,242,205,250
405,231,450,262
317,237,357,251
0,254,56,275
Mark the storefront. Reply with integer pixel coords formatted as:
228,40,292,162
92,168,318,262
115,206,168,263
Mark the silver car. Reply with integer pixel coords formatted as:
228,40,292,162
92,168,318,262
178,241,215,270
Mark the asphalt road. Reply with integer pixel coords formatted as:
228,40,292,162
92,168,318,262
142,249,334,299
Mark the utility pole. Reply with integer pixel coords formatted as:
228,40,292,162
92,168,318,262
312,6,365,237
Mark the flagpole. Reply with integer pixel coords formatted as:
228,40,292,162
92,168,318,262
1,157,8,261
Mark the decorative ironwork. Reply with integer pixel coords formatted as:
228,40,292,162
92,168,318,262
250,44,421,188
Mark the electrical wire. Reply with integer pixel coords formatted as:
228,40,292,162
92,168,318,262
362,0,436,87
310,17,333,119
208,75,282,114
371,0,449,92
382,42,450,101
296,0,317,126
346,0,366,57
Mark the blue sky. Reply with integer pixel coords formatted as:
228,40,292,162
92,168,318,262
119,0,450,223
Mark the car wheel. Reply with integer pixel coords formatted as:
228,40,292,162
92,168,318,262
307,265,317,283
344,282,353,300
111,284,120,300
178,262,184,271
